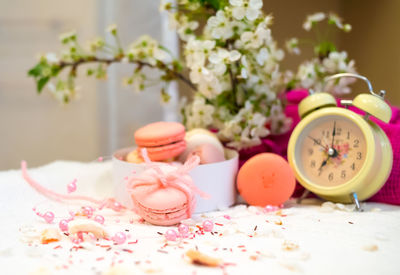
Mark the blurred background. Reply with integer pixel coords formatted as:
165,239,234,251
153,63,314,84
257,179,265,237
1,0,399,170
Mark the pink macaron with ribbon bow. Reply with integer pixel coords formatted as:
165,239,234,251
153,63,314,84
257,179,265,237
127,149,208,226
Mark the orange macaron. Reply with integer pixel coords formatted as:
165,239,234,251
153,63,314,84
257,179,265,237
134,121,186,161
237,153,296,206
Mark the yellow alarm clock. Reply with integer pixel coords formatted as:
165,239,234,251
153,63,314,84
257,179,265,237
288,73,393,209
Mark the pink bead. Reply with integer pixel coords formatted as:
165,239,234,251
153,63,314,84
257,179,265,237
67,179,77,193
178,224,189,237
94,215,105,224
202,220,213,232
165,229,178,241
43,211,55,223
112,232,127,245
98,157,103,162
113,201,122,211
82,206,94,218
59,219,69,231
265,205,279,212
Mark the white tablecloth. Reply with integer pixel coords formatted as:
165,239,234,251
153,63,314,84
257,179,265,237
0,161,399,275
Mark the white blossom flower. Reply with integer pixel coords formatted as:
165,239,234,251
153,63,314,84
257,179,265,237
154,47,172,63
240,27,271,49
270,104,292,134
88,37,105,52
208,49,241,64
303,12,326,31
177,20,199,41
59,30,77,43
296,60,319,89
185,38,215,68
263,14,274,27
207,11,234,40
167,13,180,29
189,66,208,84
48,82,78,103
185,96,215,128
328,12,352,33
106,23,118,35
159,0,173,11
328,13,344,29
285,38,300,55
294,50,357,95
322,51,350,73
45,53,59,65
198,77,223,98
256,47,269,65
229,0,243,6
230,0,262,21
343,24,352,32
240,67,248,79
131,73,146,92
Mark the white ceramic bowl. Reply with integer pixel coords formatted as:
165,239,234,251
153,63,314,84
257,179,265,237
112,147,239,213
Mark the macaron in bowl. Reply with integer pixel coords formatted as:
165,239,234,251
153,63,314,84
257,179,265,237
179,128,225,164
134,121,186,161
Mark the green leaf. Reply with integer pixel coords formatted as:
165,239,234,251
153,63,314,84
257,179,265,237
161,88,171,103
37,77,50,93
202,0,228,10
314,41,337,58
28,64,42,78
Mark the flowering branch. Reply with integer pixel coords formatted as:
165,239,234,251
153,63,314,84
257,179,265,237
58,57,196,91
28,26,196,103
27,0,358,150
285,12,356,95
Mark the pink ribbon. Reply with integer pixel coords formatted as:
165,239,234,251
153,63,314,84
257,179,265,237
21,160,126,212
126,149,209,216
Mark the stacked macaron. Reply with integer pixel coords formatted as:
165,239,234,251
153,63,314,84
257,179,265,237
128,165,196,226
133,121,187,162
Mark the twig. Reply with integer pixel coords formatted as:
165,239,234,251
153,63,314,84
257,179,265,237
58,56,197,92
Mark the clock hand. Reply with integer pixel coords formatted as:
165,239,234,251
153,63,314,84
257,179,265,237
331,121,336,148
307,136,327,150
318,156,330,176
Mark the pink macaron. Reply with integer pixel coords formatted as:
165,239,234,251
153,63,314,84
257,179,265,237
186,144,225,164
134,121,186,161
129,165,195,226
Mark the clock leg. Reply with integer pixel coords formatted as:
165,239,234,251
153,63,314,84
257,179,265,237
297,190,310,204
351,192,363,212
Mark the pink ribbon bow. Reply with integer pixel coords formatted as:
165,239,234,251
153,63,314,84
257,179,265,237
126,149,209,216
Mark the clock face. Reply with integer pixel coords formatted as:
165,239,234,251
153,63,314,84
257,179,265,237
297,115,367,187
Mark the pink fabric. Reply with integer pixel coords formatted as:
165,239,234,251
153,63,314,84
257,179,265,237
239,90,400,205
